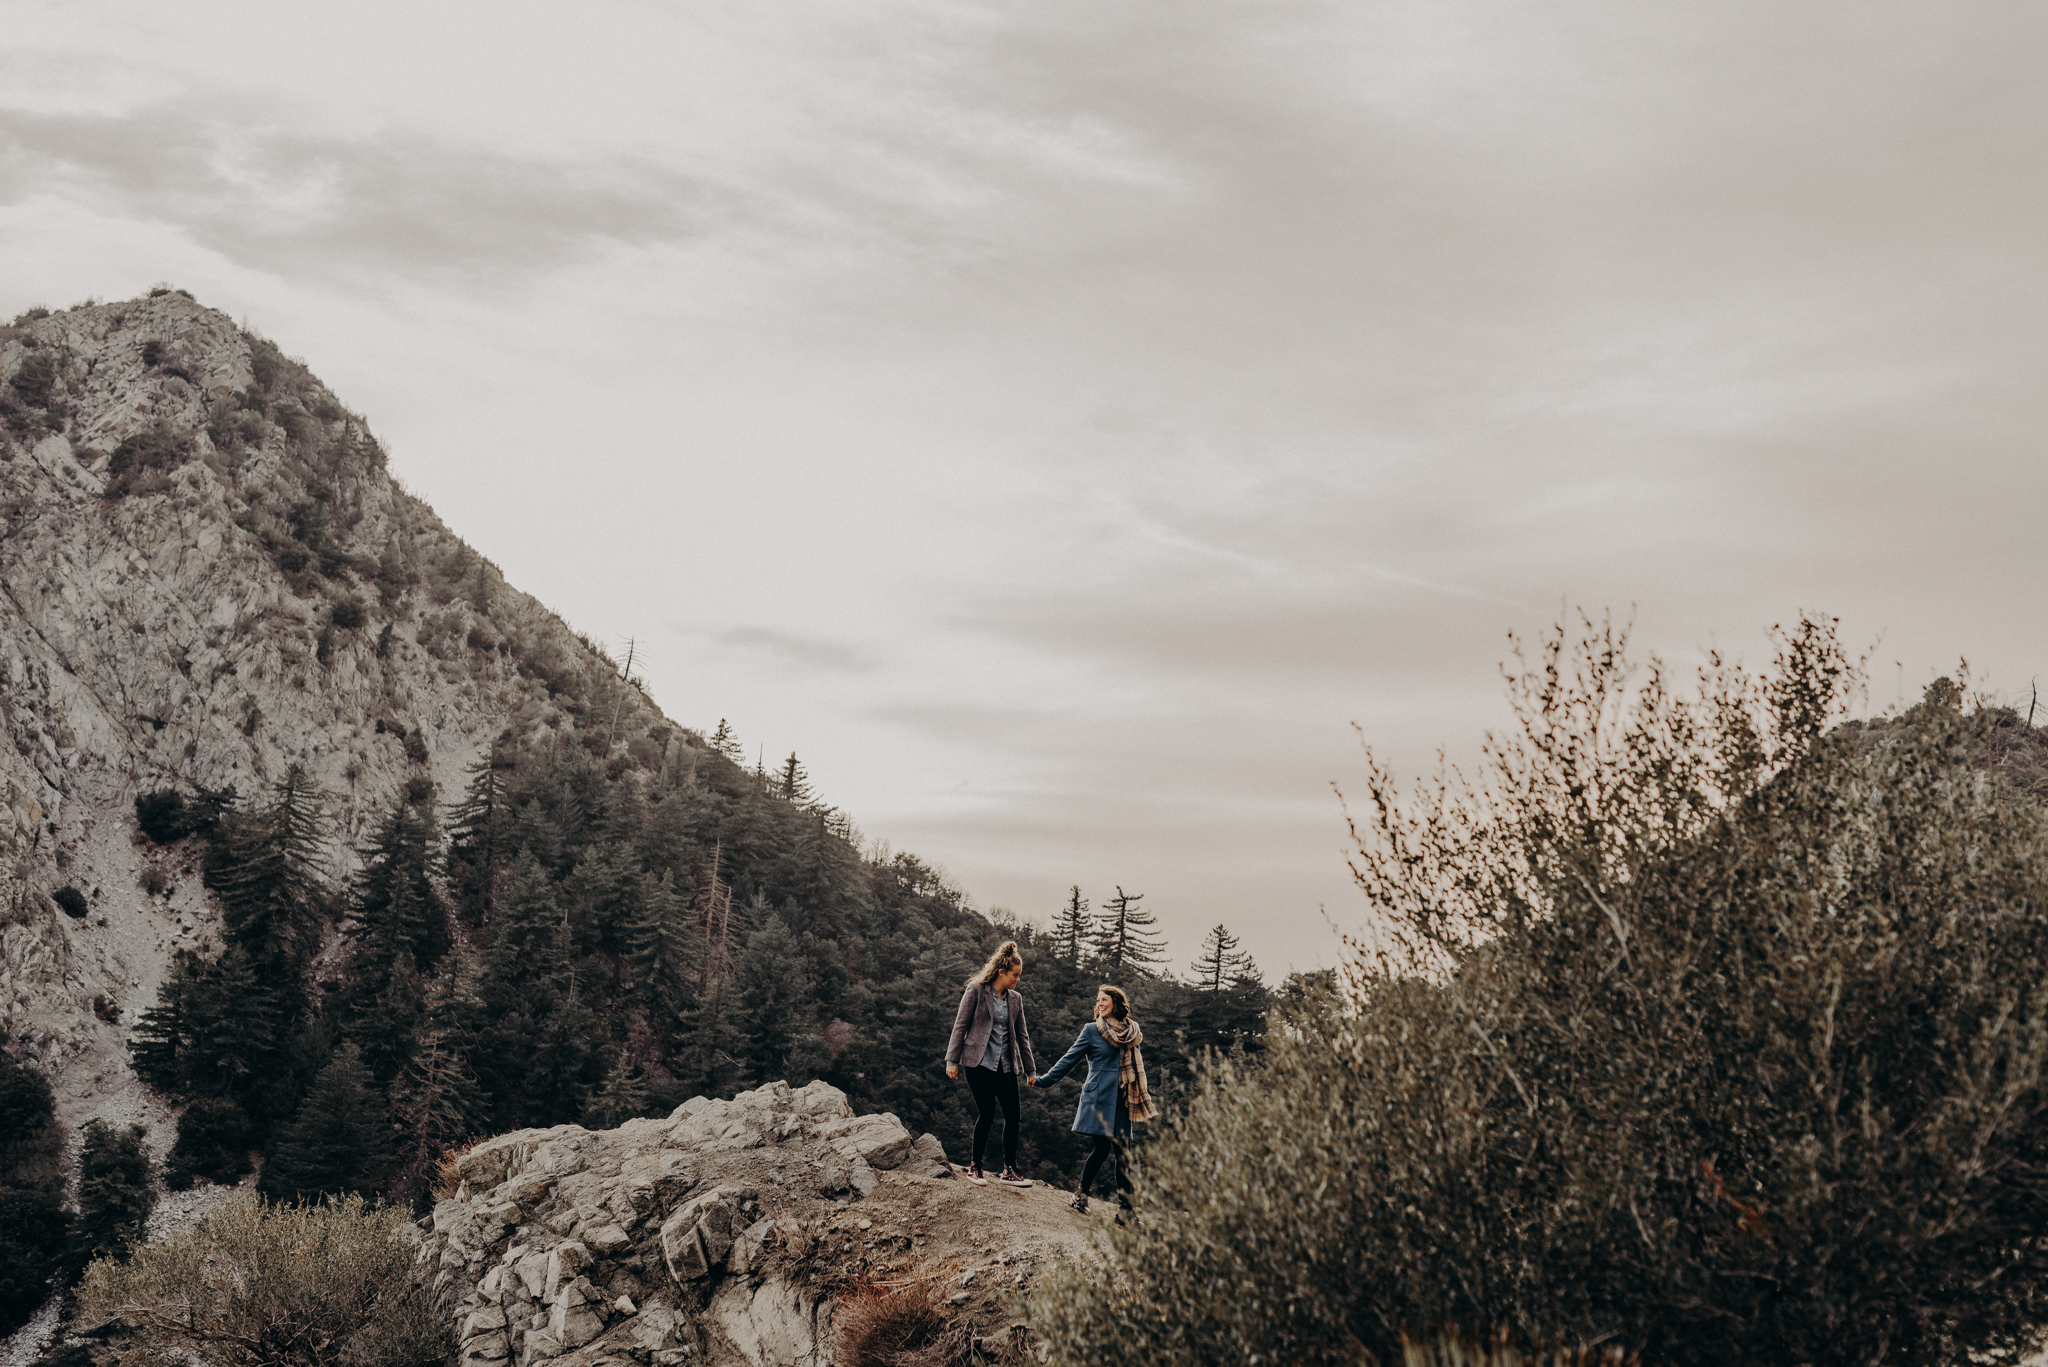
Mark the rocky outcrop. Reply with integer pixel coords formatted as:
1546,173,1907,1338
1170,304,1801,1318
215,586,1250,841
423,1080,958,1367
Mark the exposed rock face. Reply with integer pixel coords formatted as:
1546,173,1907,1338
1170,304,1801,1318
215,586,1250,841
0,293,673,1131
424,1080,961,1367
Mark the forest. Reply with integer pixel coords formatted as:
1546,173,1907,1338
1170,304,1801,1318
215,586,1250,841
119,717,1301,1214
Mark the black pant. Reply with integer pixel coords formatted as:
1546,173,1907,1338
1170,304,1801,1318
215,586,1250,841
965,1065,1019,1169
1080,1135,1133,1209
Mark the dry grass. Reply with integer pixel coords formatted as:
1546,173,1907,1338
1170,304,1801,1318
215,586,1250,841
834,1278,967,1367
1402,1331,1635,1367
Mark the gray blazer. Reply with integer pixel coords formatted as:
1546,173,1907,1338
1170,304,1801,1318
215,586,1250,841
945,982,1038,1076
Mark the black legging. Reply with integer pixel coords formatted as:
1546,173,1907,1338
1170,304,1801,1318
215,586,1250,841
965,1065,1020,1169
1079,1095,1134,1208
1080,1135,1133,1209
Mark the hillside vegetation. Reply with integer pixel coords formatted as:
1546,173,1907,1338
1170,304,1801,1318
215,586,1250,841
1038,617,2048,1367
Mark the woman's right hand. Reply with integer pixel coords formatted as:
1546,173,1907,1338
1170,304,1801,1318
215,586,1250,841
946,1063,958,1080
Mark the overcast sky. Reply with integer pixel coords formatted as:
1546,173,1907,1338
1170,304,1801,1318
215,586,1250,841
5,1,2046,977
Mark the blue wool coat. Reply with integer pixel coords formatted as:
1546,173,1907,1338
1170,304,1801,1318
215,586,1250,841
1034,1021,1129,1139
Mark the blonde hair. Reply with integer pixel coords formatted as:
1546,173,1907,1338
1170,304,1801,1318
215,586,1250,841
967,940,1023,988
1096,984,1130,1022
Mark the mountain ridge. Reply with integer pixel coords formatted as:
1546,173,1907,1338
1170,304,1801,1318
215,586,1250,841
0,288,676,1134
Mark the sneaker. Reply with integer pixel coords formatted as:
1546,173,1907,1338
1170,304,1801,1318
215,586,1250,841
966,1163,988,1185
1068,1192,1088,1214
998,1167,1032,1188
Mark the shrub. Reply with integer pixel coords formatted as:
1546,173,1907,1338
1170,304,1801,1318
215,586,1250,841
75,1193,447,1367
403,730,429,765
163,1098,254,1190
105,428,189,498
330,597,366,631
51,886,88,919
0,1052,64,1192
140,340,163,367
140,866,171,897
0,1191,71,1334
10,351,59,408
134,789,191,843
1034,616,2048,1367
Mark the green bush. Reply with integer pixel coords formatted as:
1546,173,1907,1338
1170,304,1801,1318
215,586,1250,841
76,1193,446,1367
135,789,191,844
105,428,189,498
1034,617,2048,1367
70,1121,152,1274
11,351,59,408
51,886,87,919
0,1191,71,1333
330,598,366,631
164,1098,255,1190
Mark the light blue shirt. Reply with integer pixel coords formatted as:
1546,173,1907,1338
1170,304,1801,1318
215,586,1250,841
980,991,1014,1073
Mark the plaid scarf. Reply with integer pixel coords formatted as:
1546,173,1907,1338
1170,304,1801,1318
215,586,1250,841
1100,1015,1154,1123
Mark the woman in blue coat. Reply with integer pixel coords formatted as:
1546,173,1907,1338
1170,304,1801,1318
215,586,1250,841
1031,983,1153,1217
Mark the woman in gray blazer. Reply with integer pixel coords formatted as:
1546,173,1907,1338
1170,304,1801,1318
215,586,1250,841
945,940,1038,1186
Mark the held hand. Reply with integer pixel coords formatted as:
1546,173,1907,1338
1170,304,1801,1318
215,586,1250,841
946,1064,958,1080
1027,1076,1039,1088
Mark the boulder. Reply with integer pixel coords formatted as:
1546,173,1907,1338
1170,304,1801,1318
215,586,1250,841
814,1113,915,1170
659,1187,753,1283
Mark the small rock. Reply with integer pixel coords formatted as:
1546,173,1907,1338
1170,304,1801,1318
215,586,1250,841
949,1291,972,1305
614,1294,637,1315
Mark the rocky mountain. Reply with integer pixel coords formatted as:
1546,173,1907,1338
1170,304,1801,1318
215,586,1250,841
0,289,671,1136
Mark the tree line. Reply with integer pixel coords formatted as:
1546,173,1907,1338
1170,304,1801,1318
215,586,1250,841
124,720,1313,1209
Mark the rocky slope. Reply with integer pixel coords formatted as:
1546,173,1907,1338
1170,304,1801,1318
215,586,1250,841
0,290,671,1136
424,1081,1096,1367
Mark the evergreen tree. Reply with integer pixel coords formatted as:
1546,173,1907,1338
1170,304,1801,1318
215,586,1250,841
70,1121,153,1270
259,1044,389,1202
446,748,509,925
1093,886,1167,979
1190,923,1256,992
708,719,743,764
624,871,699,1017
129,948,284,1109
732,915,810,1084
389,1033,488,1197
673,976,743,1099
209,764,328,969
583,1048,651,1128
1052,886,1090,965
775,753,812,805
344,798,448,1008
163,1097,255,1190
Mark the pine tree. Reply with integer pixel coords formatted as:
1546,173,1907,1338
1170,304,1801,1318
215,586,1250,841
129,948,284,1108
345,798,449,998
447,746,510,925
583,1048,651,1129
624,871,699,1017
70,1121,153,1270
775,753,812,806
732,915,810,1084
259,1044,390,1201
209,764,328,969
389,1033,488,1196
1093,886,1167,979
708,719,744,764
1190,923,1256,992
1052,886,1090,965
673,976,743,1099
